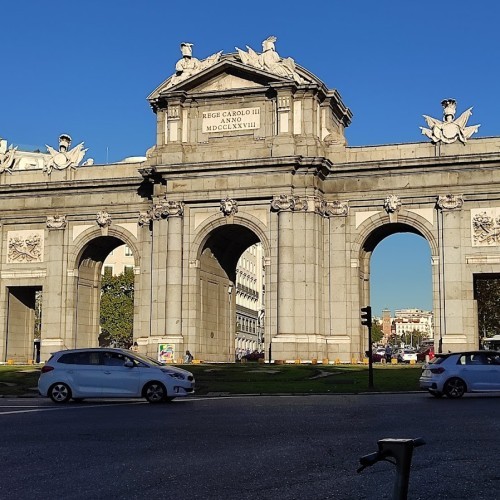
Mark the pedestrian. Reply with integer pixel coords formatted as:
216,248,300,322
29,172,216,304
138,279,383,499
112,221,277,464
385,344,392,363
184,350,193,363
130,341,139,353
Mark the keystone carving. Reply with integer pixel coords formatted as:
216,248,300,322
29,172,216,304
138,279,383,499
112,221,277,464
437,194,464,211
220,198,238,216
96,211,112,227
384,195,402,213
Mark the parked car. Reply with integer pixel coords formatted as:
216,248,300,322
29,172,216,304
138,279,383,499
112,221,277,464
396,348,417,363
38,348,195,404
242,350,265,361
417,345,435,362
419,350,500,398
373,348,387,362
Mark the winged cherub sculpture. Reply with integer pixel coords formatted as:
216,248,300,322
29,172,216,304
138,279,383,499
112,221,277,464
420,99,480,144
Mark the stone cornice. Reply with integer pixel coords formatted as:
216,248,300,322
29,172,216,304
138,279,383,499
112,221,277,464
150,156,333,179
329,150,500,176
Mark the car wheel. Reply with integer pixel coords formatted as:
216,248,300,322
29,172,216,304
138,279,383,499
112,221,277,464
144,382,167,403
48,383,72,403
444,378,467,398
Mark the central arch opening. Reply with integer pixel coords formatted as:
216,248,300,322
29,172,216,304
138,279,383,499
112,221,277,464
197,224,264,362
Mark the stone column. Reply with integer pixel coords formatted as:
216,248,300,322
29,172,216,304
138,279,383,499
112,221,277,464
164,201,184,337
271,194,325,360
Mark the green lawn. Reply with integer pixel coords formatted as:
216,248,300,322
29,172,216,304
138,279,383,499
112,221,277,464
0,363,423,397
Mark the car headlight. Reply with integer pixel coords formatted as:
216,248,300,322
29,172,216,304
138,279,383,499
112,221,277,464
160,369,186,380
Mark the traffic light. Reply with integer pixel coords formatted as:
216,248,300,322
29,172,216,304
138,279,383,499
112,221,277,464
361,306,372,327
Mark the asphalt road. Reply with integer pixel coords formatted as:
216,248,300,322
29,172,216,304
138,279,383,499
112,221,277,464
1,393,499,500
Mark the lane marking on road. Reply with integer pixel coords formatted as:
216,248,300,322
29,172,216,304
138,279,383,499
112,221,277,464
0,401,146,416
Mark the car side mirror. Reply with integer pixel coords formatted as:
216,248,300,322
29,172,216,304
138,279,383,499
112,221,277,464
124,361,134,368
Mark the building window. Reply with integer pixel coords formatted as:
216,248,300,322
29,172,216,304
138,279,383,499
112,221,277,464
124,245,133,257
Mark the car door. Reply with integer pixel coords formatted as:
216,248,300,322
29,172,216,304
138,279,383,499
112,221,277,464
482,353,500,390
59,351,103,397
463,353,492,391
100,351,141,396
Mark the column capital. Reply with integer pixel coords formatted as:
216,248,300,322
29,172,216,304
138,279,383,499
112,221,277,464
436,194,464,211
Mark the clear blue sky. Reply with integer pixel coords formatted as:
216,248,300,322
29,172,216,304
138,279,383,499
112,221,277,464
2,1,499,315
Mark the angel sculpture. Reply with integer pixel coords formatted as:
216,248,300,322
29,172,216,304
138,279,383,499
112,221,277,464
420,99,480,144
0,144,17,174
236,36,305,85
44,134,88,174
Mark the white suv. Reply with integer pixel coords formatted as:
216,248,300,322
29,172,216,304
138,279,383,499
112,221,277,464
38,348,195,403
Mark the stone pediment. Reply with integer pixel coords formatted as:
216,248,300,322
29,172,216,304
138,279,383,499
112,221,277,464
148,56,313,105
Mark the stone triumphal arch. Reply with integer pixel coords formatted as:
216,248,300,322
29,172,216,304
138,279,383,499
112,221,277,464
1,37,499,363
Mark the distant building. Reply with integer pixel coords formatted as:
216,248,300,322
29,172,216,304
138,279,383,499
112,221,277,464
235,243,265,354
382,309,392,339
103,245,135,275
393,309,433,340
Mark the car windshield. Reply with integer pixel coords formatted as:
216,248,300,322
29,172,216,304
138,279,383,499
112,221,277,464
130,352,163,366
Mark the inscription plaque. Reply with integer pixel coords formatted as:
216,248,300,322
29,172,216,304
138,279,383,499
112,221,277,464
202,107,260,133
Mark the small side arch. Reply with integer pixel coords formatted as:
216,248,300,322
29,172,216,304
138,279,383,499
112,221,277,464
352,209,438,257
71,226,141,270
190,212,270,265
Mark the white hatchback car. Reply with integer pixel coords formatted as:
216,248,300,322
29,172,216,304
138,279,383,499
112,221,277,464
419,350,500,398
38,348,195,403
396,348,418,363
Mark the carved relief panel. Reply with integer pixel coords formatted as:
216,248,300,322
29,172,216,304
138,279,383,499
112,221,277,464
471,208,500,246
7,230,44,263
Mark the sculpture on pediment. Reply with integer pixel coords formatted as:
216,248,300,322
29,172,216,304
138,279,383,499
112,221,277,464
44,134,93,175
420,99,480,145
220,198,238,216
236,36,306,85
0,142,17,174
166,42,222,89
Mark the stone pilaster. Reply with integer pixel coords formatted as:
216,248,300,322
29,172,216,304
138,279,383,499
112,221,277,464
40,217,68,361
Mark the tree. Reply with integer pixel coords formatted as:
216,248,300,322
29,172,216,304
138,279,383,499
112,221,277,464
475,276,500,338
371,319,384,343
99,268,134,347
